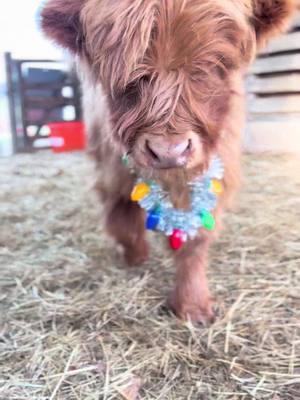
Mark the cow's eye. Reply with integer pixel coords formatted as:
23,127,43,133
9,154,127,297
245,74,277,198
120,82,140,108
118,75,150,109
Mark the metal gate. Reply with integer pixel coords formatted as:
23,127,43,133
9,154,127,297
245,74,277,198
5,53,82,153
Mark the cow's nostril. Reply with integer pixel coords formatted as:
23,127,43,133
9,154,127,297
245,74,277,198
145,140,160,161
183,139,192,156
187,139,192,152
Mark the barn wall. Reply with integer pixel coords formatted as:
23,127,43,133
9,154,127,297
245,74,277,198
245,5,300,154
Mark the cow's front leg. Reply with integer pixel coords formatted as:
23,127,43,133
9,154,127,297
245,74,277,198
106,197,149,266
168,236,215,324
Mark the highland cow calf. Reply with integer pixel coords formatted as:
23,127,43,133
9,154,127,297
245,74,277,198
41,0,294,323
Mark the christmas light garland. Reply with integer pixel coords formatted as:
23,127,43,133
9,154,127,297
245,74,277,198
123,155,224,250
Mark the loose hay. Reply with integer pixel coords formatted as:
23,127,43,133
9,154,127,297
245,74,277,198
0,152,299,400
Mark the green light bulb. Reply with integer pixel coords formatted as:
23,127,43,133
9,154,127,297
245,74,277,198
200,211,215,231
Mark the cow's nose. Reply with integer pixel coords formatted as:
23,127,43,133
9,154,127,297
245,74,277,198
144,137,193,169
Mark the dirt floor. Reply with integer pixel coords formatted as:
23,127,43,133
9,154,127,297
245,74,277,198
0,151,299,400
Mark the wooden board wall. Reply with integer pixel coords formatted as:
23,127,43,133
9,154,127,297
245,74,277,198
245,7,300,154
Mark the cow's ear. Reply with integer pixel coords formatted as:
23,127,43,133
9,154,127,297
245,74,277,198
250,0,295,45
40,0,84,53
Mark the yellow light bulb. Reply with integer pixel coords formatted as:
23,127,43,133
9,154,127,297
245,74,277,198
211,179,223,195
131,182,151,201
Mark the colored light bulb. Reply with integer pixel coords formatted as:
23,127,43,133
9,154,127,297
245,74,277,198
211,179,223,195
131,182,151,202
200,211,215,231
121,154,130,166
169,229,187,251
146,211,160,230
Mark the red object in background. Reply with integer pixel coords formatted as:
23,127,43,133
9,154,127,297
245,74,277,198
48,121,86,153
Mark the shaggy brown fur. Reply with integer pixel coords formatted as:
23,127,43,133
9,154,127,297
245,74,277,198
41,0,295,323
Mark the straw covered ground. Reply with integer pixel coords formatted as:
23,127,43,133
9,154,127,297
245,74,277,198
0,151,299,400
